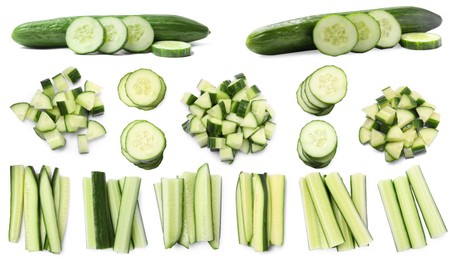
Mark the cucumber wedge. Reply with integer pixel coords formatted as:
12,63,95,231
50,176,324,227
400,32,442,50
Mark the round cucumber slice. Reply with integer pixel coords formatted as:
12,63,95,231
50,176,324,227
313,14,358,56
98,17,128,54
308,65,348,105
299,120,338,159
151,41,192,57
346,12,381,53
125,68,164,107
122,16,154,53
124,120,166,162
400,33,442,50
368,10,402,49
66,17,105,54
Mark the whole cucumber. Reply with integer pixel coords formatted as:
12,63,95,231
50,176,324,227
12,14,210,48
246,6,442,55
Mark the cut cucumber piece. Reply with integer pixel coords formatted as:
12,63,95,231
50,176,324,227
75,91,96,111
160,178,183,249
24,166,41,252
418,128,438,146
208,175,222,249
39,167,61,253
393,176,426,249
114,177,141,253
9,165,25,243
236,179,247,245
346,12,381,53
378,179,411,252
368,10,402,48
122,16,154,53
267,174,285,246
98,17,128,54
66,17,105,54
400,33,441,50
125,68,166,108
299,120,337,159
77,134,89,154
83,178,96,249
406,165,447,238
151,41,192,57
194,163,213,242
308,65,347,104
123,120,166,162
350,173,368,230
91,171,115,249
252,174,268,252
87,120,107,141
239,172,253,243
313,14,358,56
179,172,197,245
63,66,81,84
11,102,30,121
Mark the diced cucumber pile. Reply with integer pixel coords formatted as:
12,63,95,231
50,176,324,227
83,171,147,253
154,163,222,249
120,120,166,170
378,165,447,252
117,68,166,110
10,67,106,153
181,73,276,164
300,172,371,251
313,10,400,56
359,86,440,162
8,165,70,254
296,65,347,116
236,172,285,252
297,120,338,168
66,16,192,56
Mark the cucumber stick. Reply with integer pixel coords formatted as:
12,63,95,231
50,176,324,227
267,174,285,246
239,172,253,243
83,178,96,249
378,179,411,252
209,175,222,249
114,177,141,253
24,166,41,252
161,178,184,249
91,172,115,249
39,167,61,254
194,163,214,242
9,165,25,243
236,179,248,245
406,165,447,238
252,174,268,252
179,172,197,246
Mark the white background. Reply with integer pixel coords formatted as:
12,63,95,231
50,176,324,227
0,0,451,259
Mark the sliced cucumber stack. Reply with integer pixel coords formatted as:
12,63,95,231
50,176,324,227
359,86,440,162
151,41,192,57
400,33,442,50
117,68,166,110
10,67,107,153
120,120,166,170
181,73,276,163
236,172,285,252
9,165,70,253
296,65,347,116
297,120,338,168
154,163,222,249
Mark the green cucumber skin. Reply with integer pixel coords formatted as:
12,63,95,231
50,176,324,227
246,6,442,55
12,15,210,48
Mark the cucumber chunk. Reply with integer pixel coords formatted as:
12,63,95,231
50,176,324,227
66,17,105,54
346,12,381,53
368,10,402,49
122,16,154,53
400,33,442,50
98,17,128,54
313,14,358,56
151,41,192,57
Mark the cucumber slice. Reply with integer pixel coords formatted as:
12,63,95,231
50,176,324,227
98,17,128,54
307,65,348,104
66,17,105,54
123,120,166,162
151,41,192,57
122,16,154,53
313,14,358,56
299,120,337,159
125,69,166,108
368,10,402,49
346,12,381,53
117,72,135,107
400,33,441,50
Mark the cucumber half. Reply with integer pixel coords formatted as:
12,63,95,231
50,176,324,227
313,14,358,56
66,17,105,54
400,33,442,50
